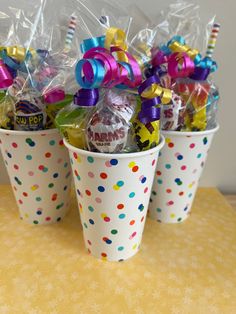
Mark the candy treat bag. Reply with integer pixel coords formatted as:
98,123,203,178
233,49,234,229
0,0,82,131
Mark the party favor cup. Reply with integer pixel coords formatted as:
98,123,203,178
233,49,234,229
0,128,72,225
149,125,219,223
64,136,164,262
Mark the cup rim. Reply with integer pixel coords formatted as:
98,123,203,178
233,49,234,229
0,128,59,136
64,135,165,159
161,124,219,137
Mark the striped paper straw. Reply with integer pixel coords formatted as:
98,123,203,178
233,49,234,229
206,23,220,58
64,15,77,52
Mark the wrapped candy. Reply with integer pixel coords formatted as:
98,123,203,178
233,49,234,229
86,89,138,153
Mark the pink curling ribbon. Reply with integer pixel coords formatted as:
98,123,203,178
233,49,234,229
151,49,195,79
167,52,195,78
0,59,14,89
43,87,65,104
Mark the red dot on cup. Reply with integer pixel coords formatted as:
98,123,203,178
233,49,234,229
132,165,139,172
85,190,91,196
130,220,135,225
152,159,156,166
52,193,57,201
100,172,108,179
156,171,162,176
87,240,92,245
19,199,23,204
141,216,145,222
168,142,174,148
144,187,148,193
28,171,34,176
73,152,78,159
59,140,64,146
45,217,51,221
166,189,172,193
104,216,110,222
23,192,28,197
179,191,184,196
14,164,19,170
117,203,124,210
181,165,187,170
101,252,107,257
190,143,195,149
12,142,18,148
167,200,174,206
38,165,44,170
45,152,51,158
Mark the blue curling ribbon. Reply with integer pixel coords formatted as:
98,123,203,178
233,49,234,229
80,36,105,53
167,35,186,47
75,58,105,89
198,57,218,73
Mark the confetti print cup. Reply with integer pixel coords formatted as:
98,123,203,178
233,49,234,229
64,136,164,262
149,125,219,223
0,128,72,225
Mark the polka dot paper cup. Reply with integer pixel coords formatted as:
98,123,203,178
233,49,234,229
0,128,72,225
64,136,164,262
149,125,219,223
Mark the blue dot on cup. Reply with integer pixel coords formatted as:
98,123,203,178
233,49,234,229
110,159,118,166
129,192,135,198
119,213,126,219
98,186,105,192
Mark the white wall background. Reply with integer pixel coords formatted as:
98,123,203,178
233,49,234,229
0,0,235,193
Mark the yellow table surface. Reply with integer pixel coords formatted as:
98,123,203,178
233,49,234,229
0,186,236,314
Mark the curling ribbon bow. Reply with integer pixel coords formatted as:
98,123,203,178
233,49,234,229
75,45,142,89
138,74,172,124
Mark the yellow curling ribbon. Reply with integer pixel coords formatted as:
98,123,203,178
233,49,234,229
105,27,128,62
168,41,200,62
0,46,37,62
141,84,172,105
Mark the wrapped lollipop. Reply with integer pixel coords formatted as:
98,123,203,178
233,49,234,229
86,89,138,153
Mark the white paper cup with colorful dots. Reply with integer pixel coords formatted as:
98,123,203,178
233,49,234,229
0,128,72,225
149,126,219,223
64,136,164,262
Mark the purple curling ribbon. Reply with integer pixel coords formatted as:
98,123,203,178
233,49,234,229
74,88,99,107
190,67,210,81
138,75,162,124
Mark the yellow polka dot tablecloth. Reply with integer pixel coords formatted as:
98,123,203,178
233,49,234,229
0,185,236,314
